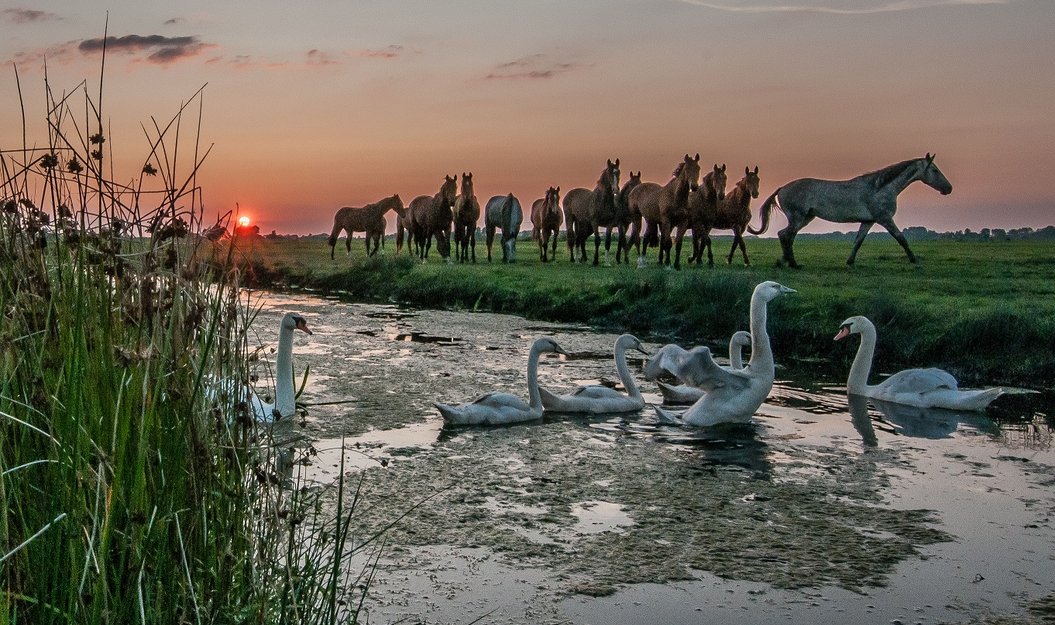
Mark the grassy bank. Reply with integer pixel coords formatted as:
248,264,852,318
2,76,364,623
234,235,1055,389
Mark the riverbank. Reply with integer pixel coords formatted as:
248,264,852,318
229,235,1055,389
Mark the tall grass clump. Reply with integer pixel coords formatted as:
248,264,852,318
2,60,370,623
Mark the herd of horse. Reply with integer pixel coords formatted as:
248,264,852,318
327,153,952,269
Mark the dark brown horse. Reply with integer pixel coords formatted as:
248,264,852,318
401,174,457,261
612,171,641,264
632,154,700,269
327,194,405,259
687,163,728,264
530,186,562,263
562,158,621,265
692,166,760,266
453,172,481,263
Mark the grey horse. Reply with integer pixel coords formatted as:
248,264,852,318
750,154,952,267
484,193,523,263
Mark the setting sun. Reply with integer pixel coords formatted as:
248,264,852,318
237,216,251,228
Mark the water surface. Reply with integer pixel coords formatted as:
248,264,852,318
247,291,1054,625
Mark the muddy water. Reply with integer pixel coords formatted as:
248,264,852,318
248,291,1054,625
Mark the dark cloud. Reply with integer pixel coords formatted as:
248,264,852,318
1,8,60,23
486,55,580,80
77,34,212,65
354,45,406,59
163,17,185,26
307,49,338,66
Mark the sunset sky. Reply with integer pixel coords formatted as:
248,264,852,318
2,1,1052,235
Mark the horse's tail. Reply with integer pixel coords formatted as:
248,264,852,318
747,188,779,235
327,216,342,259
395,219,406,253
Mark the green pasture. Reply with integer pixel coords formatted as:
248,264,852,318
232,233,1055,389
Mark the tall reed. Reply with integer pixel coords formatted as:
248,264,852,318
1,61,369,623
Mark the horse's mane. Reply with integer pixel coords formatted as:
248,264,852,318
671,162,685,179
868,159,920,190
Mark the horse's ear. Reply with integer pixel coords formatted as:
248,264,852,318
746,166,751,175
694,153,700,162
556,185,560,192
615,158,620,167
753,165,759,174
926,153,934,162
721,163,727,172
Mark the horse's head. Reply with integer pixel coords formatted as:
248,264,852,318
741,165,760,199
545,186,561,214
921,153,952,195
707,163,728,201
441,174,458,205
437,227,452,258
460,172,474,197
603,158,621,197
678,153,701,192
389,194,406,217
619,171,642,201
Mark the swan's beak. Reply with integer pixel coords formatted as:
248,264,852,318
779,285,796,294
296,319,313,335
834,325,850,341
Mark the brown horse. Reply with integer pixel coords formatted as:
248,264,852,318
327,194,405,259
453,172,481,263
687,164,728,264
562,158,621,265
401,174,457,261
612,171,641,264
693,166,760,266
530,186,562,262
632,154,701,269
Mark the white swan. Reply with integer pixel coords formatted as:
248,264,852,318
210,312,313,423
646,281,795,426
655,331,752,404
538,334,648,414
835,315,1003,411
434,337,569,426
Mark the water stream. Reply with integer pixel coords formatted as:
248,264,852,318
246,291,1054,625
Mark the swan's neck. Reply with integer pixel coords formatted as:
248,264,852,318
614,342,641,399
525,346,544,410
747,294,774,374
729,341,744,369
847,325,876,395
275,324,297,418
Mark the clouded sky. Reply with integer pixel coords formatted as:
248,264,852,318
2,1,1052,235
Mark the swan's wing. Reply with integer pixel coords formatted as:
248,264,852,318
673,347,752,392
643,344,689,380
880,367,958,395
570,385,623,399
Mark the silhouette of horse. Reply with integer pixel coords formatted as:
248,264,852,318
750,154,952,268
484,193,523,263
691,166,759,266
563,158,621,265
453,172,481,263
401,174,457,261
327,194,405,259
632,154,700,269
530,186,562,262
687,163,727,265
612,171,642,265
483,195,523,263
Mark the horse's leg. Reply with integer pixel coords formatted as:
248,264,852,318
485,225,495,262
877,219,917,264
846,222,874,266
672,223,687,270
592,225,602,266
345,232,353,258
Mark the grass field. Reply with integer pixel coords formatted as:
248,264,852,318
229,233,1055,389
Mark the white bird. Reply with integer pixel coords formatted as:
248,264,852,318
655,331,752,404
647,281,795,426
210,312,313,423
539,334,649,414
835,315,1003,411
434,337,569,426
